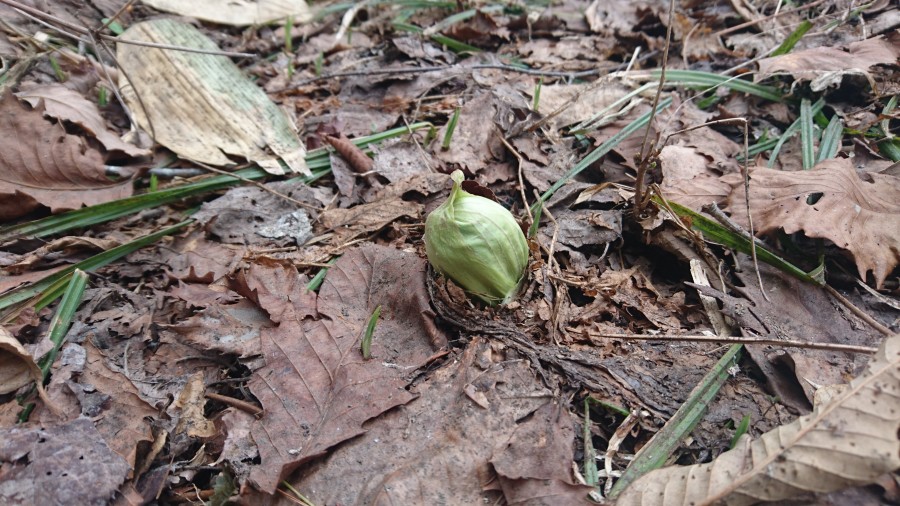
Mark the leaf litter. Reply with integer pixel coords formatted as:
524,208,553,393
0,0,898,505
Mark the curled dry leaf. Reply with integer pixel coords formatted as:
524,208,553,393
117,19,308,176
757,35,900,91
616,333,900,506
0,327,49,402
15,84,150,157
0,93,135,220
725,158,900,288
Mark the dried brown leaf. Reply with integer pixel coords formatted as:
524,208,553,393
268,337,556,505
320,197,422,244
325,133,374,174
0,327,48,403
491,401,594,504
169,372,216,439
117,19,308,175
0,93,134,220
141,0,311,26
15,84,150,157
41,340,157,469
0,418,130,505
757,35,900,90
725,158,900,288
616,333,900,506
246,245,446,494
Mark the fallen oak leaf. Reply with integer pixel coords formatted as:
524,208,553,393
724,158,900,288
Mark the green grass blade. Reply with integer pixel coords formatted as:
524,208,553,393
799,98,817,170
0,220,191,320
442,107,461,150
878,138,900,161
360,305,382,359
38,270,88,378
393,21,480,53
816,115,843,163
767,97,825,168
770,20,813,57
657,198,820,285
651,70,784,102
608,344,743,498
18,269,88,421
583,399,600,487
531,96,673,212
306,257,338,292
729,413,752,449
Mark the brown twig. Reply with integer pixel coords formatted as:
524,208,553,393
193,161,322,212
575,330,879,354
634,0,675,216
205,392,263,417
824,284,894,337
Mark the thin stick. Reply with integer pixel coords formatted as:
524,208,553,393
824,284,894,337
634,0,675,215
205,392,263,417
574,330,879,354
193,161,322,212
497,133,533,227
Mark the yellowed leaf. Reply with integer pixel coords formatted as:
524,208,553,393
117,19,308,176
725,158,900,288
616,333,900,505
141,0,312,26
170,372,216,439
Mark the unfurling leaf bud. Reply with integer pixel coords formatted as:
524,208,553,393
424,170,529,305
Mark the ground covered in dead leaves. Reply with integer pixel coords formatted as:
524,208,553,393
0,0,899,505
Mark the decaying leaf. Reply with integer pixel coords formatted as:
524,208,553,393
117,19,308,175
757,35,900,91
15,83,150,157
319,196,422,244
0,327,51,405
0,93,135,220
270,337,567,505
725,158,900,288
616,333,900,505
0,418,131,505
169,372,216,439
247,245,446,494
141,0,312,26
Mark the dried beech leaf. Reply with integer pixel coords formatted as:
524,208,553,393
141,0,311,26
117,19,308,175
15,84,150,157
0,93,134,220
247,245,446,494
757,35,900,90
616,333,900,506
725,158,900,288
